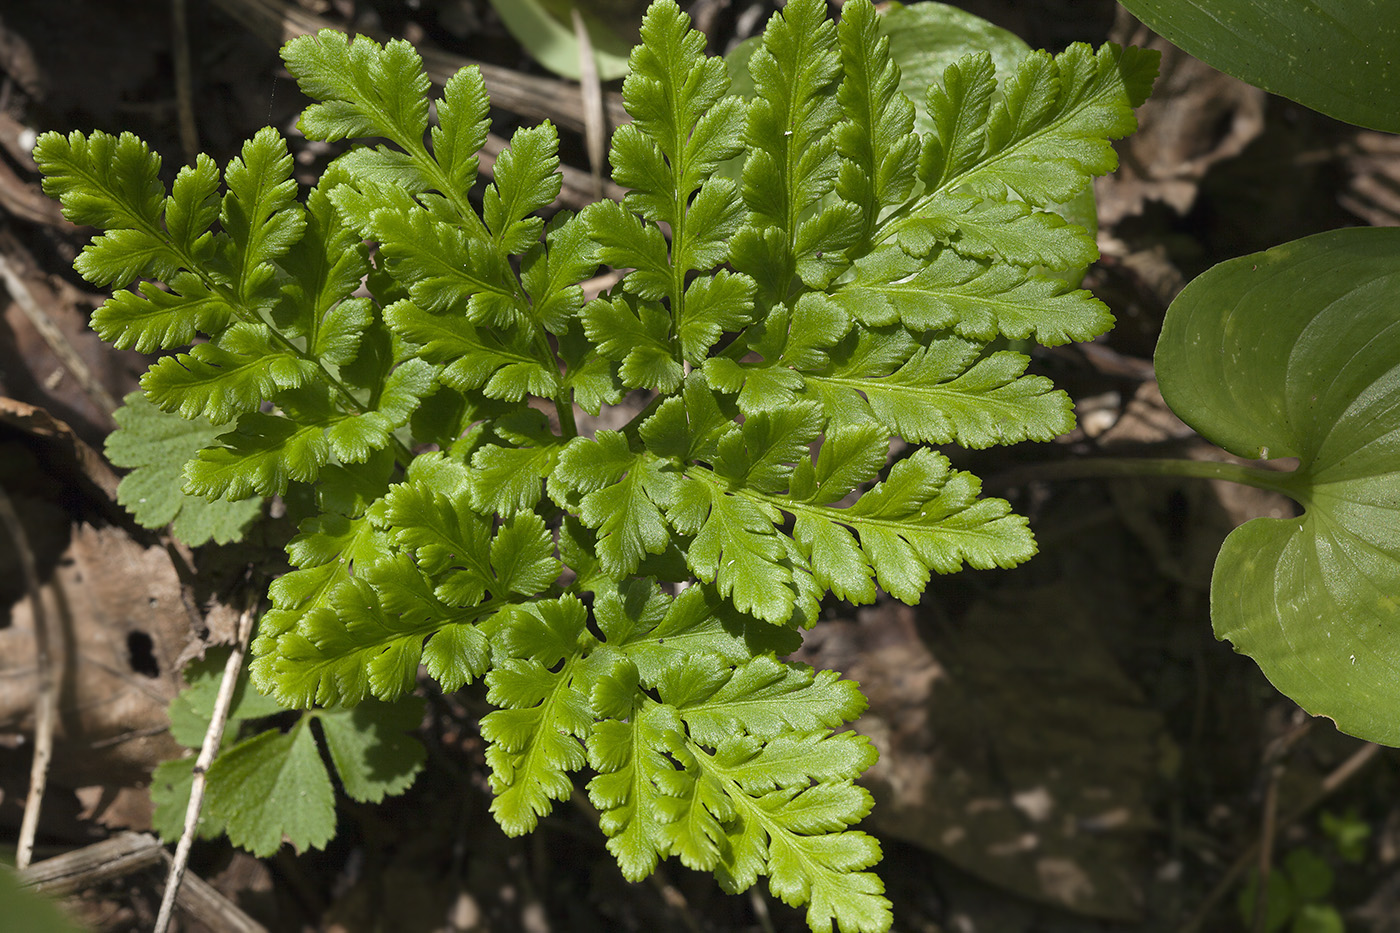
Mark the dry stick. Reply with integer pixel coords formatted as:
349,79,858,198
0,253,121,419
152,601,257,933
1251,764,1283,933
1,485,54,871
207,0,630,134
572,7,607,201
171,0,201,165
1178,741,1382,933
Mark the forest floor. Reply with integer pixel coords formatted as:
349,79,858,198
2,1,1400,931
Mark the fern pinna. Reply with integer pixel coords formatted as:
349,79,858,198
34,1,1155,929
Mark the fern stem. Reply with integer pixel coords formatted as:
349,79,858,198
620,392,667,441
555,393,578,439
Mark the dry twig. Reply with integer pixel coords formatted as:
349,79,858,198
22,832,268,933
1178,741,1383,933
0,484,52,871
573,7,607,200
153,599,258,933
171,0,201,164
0,245,120,420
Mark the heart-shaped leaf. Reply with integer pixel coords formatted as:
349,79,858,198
1156,227,1400,744
1118,0,1400,133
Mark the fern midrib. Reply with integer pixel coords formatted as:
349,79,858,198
808,369,1052,415
686,736,859,898
684,462,1009,543
874,70,1116,245
68,156,376,420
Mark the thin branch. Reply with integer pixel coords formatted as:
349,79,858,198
1178,741,1382,933
171,0,201,165
1,485,53,871
572,7,607,201
153,598,258,933
1250,764,1282,933
0,251,120,419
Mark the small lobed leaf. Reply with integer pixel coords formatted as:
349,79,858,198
142,322,319,424
483,122,563,255
282,29,431,145
185,412,330,500
106,392,261,545
316,699,427,803
203,720,336,857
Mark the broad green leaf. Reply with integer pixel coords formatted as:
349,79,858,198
105,393,261,545
1156,227,1400,745
0,863,86,933
1118,0,1400,134
316,699,427,803
879,2,1029,120
203,719,336,857
484,0,635,81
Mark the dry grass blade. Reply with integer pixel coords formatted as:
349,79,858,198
208,0,628,135
1,483,52,871
153,601,257,933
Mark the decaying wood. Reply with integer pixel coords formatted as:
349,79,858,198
208,0,629,135
21,831,268,933
0,234,120,421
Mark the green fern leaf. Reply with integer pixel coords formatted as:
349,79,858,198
218,127,305,309
482,597,594,833
184,411,330,500
142,323,319,423
833,247,1112,345
283,30,431,147
554,431,679,576
833,0,919,247
90,274,232,353
467,410,562,517
483,123,562,255
807,333,1074,447
588,700,684,879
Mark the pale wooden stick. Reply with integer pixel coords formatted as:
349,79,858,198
572,7,607,201
1,484,54,871
22,832,268,933
0,251,120,418
152,603,257,933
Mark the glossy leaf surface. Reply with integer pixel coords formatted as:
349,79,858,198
1156,227,1400,743
1118,0,1400,133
